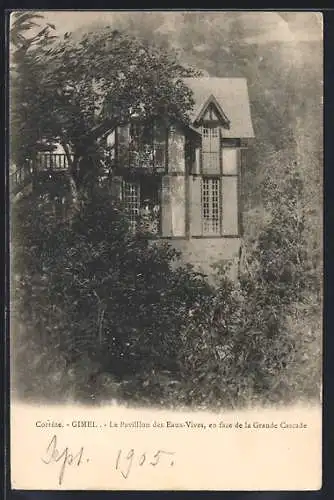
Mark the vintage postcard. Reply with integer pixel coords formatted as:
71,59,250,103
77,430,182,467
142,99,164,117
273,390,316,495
9,10,323,490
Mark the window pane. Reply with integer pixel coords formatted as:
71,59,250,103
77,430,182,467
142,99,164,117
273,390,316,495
122,180,140,231
201,178,220,235
222,147,238,175
122,177,162,234
211,127,218,138
202,126,220,153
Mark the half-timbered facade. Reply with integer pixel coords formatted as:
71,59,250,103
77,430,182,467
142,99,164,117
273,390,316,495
11,77,254,277
107,77,255,276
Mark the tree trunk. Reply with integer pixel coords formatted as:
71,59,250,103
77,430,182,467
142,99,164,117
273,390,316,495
61,142,83,214
62,139,104,215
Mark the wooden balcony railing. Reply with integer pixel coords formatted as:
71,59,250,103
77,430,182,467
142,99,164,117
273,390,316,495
35,153,73,171
10,145,167,197
10,154,73,197
127,144,166,173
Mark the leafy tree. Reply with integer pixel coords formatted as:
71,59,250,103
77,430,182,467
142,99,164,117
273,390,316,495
15,26,198,205
232,160,321,404
10,12,57,165
10,13,321,408
175,160,321,408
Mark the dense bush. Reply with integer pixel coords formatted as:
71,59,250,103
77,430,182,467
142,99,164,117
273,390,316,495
11,161,322,408
11,186,213,402
175,162,322,408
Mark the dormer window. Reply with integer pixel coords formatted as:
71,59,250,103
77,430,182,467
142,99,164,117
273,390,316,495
202,124,220,175
211,127,218,138
202,126,218,139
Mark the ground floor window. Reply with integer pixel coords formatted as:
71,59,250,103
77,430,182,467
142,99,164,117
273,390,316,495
201,177,221,235
120,173,238,238
122,176,161,234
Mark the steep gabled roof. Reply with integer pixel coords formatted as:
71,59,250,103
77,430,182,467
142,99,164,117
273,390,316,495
183,77,255,139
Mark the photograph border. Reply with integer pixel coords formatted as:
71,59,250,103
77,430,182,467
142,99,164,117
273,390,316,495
3,6,332,499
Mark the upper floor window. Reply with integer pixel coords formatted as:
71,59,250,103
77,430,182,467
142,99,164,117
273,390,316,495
202,125,220,175
202,126,218,140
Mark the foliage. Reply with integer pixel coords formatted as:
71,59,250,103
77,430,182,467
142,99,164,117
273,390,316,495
11,187,213,402
12,163,321,407
10,12,58,164
11,13,321,408
11,18,199,202
175,161,322,408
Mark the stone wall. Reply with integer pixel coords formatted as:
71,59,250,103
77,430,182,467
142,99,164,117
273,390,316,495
149,237,241,282
170,237,241,281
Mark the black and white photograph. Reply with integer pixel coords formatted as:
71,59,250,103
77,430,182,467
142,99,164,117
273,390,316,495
9,10,323,490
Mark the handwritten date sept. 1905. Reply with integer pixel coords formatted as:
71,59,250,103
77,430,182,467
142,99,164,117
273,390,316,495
41,434,175,485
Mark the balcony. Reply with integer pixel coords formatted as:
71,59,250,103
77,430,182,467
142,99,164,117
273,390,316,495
118,143,166,174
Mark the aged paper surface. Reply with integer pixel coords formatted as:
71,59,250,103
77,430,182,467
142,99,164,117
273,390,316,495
10,11,323,491
11,402,321,490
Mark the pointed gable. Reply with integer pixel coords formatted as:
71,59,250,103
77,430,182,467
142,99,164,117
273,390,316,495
196,94,230,127
183,77,255,139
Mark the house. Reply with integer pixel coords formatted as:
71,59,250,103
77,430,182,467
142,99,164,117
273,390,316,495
107,77,255,278
13,77,254,277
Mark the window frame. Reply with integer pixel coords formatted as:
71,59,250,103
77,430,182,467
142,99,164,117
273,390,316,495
202,127,209,138
121,178,141,233
121,175,162,235
201,124,220,175
201,176,221,236
197,135,242,238
210,127,219,138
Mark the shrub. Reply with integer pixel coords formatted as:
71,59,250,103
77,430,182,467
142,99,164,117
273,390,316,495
11,160,321,408
174,161,322,408
11,186,213,402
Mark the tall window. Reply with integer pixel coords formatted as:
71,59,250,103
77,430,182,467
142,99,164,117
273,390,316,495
122,176,161,234
201,178,220,234
202,125,220,174
122,180,140,232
